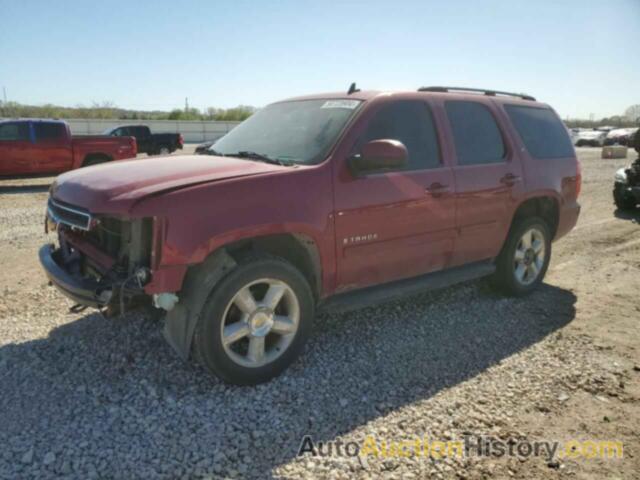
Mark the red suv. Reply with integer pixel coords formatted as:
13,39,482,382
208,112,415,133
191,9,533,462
40,86,581,385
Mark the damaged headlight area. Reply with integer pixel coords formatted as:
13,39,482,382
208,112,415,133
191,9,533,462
40,199,155,311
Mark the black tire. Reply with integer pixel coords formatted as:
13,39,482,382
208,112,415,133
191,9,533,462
193,254,314,385
82,155,109,167
613,184,637,210
491,217,552,296
158,145,171,156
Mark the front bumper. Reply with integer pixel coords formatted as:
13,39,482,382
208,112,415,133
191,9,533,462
39,244,113,307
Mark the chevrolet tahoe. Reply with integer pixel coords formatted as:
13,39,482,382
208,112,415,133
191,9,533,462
40,86,581,385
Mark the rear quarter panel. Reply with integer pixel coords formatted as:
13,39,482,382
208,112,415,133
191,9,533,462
71,136,137,167
494,101,580,239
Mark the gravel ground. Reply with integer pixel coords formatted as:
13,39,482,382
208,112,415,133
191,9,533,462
0,148,638,479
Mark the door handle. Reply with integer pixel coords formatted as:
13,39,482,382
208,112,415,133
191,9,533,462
425,182,450,197
500,173,521,186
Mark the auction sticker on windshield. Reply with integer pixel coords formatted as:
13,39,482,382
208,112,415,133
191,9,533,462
321,100,360,109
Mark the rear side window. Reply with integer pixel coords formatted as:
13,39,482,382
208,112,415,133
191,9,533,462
133,127,148,137
0,122,29,141
504,105,574,159
445,101,506,165
362,100,441,170
33,122,65,141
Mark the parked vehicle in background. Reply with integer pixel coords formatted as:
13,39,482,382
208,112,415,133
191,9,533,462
567,127,582,146
104,125,183,156
0,119,137,177
575,129,606,147
195,140,215,155
40,86,581,385
613,129,640,210
604,127,639,146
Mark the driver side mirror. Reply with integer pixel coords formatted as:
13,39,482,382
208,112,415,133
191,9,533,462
348,139,408,177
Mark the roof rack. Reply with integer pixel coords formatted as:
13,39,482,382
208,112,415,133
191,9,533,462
418,86,535,101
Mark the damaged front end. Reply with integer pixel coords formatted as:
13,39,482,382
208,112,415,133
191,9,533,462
40,198,153,311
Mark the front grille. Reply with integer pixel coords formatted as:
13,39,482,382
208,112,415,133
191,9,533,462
47,199,92,230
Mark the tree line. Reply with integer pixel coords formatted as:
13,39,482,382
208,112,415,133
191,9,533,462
0,101,255,122
565,104,640,129
2,101,638,128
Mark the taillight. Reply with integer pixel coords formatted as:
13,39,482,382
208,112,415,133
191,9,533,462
178,134,184,146
575,159,582,198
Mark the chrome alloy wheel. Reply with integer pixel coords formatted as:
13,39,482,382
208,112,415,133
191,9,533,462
220,278,300,368
513,227,546,286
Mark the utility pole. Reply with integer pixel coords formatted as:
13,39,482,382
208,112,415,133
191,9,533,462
185,97,189,112
2,86,6,104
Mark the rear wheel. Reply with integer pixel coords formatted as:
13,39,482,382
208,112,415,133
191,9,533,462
158,145,171,155
193,255,313,385
492,217,551,296
82,155,109,167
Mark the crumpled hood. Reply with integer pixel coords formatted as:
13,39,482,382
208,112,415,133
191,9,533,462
52,155,282,213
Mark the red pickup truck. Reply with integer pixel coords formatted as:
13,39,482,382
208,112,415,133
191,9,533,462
40,86,581,385
0,119,137,176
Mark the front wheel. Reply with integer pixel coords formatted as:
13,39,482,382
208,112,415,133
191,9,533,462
193,255,314,385
491,217,551,296
613,184,637,210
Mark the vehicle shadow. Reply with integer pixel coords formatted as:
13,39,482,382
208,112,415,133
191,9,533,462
0,281,576,478
614,207,640,223
0,183,50,194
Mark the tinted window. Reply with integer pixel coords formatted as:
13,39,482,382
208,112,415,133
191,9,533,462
504,105,574,159
133,127,149,137
0,122,29,141
445,101,505,165
362,101,440,170
33,122,65,141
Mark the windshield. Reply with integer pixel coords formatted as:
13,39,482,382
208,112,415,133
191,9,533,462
210,99,362,164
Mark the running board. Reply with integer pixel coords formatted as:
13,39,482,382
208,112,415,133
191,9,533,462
319,261,495,313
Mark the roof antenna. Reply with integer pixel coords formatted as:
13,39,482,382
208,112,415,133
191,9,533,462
347,82,360,95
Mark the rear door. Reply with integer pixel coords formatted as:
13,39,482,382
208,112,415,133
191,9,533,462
443,100,524,266
32,122,72,174
0,122,32,175
334,99,456,290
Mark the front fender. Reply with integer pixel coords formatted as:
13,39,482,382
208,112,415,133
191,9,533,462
163,249,237,360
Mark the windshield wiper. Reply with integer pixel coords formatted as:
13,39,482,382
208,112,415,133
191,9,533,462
204,147,225,156
227,151,294,166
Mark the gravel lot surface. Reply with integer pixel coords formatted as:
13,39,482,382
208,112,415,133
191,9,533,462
0,148,638,479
